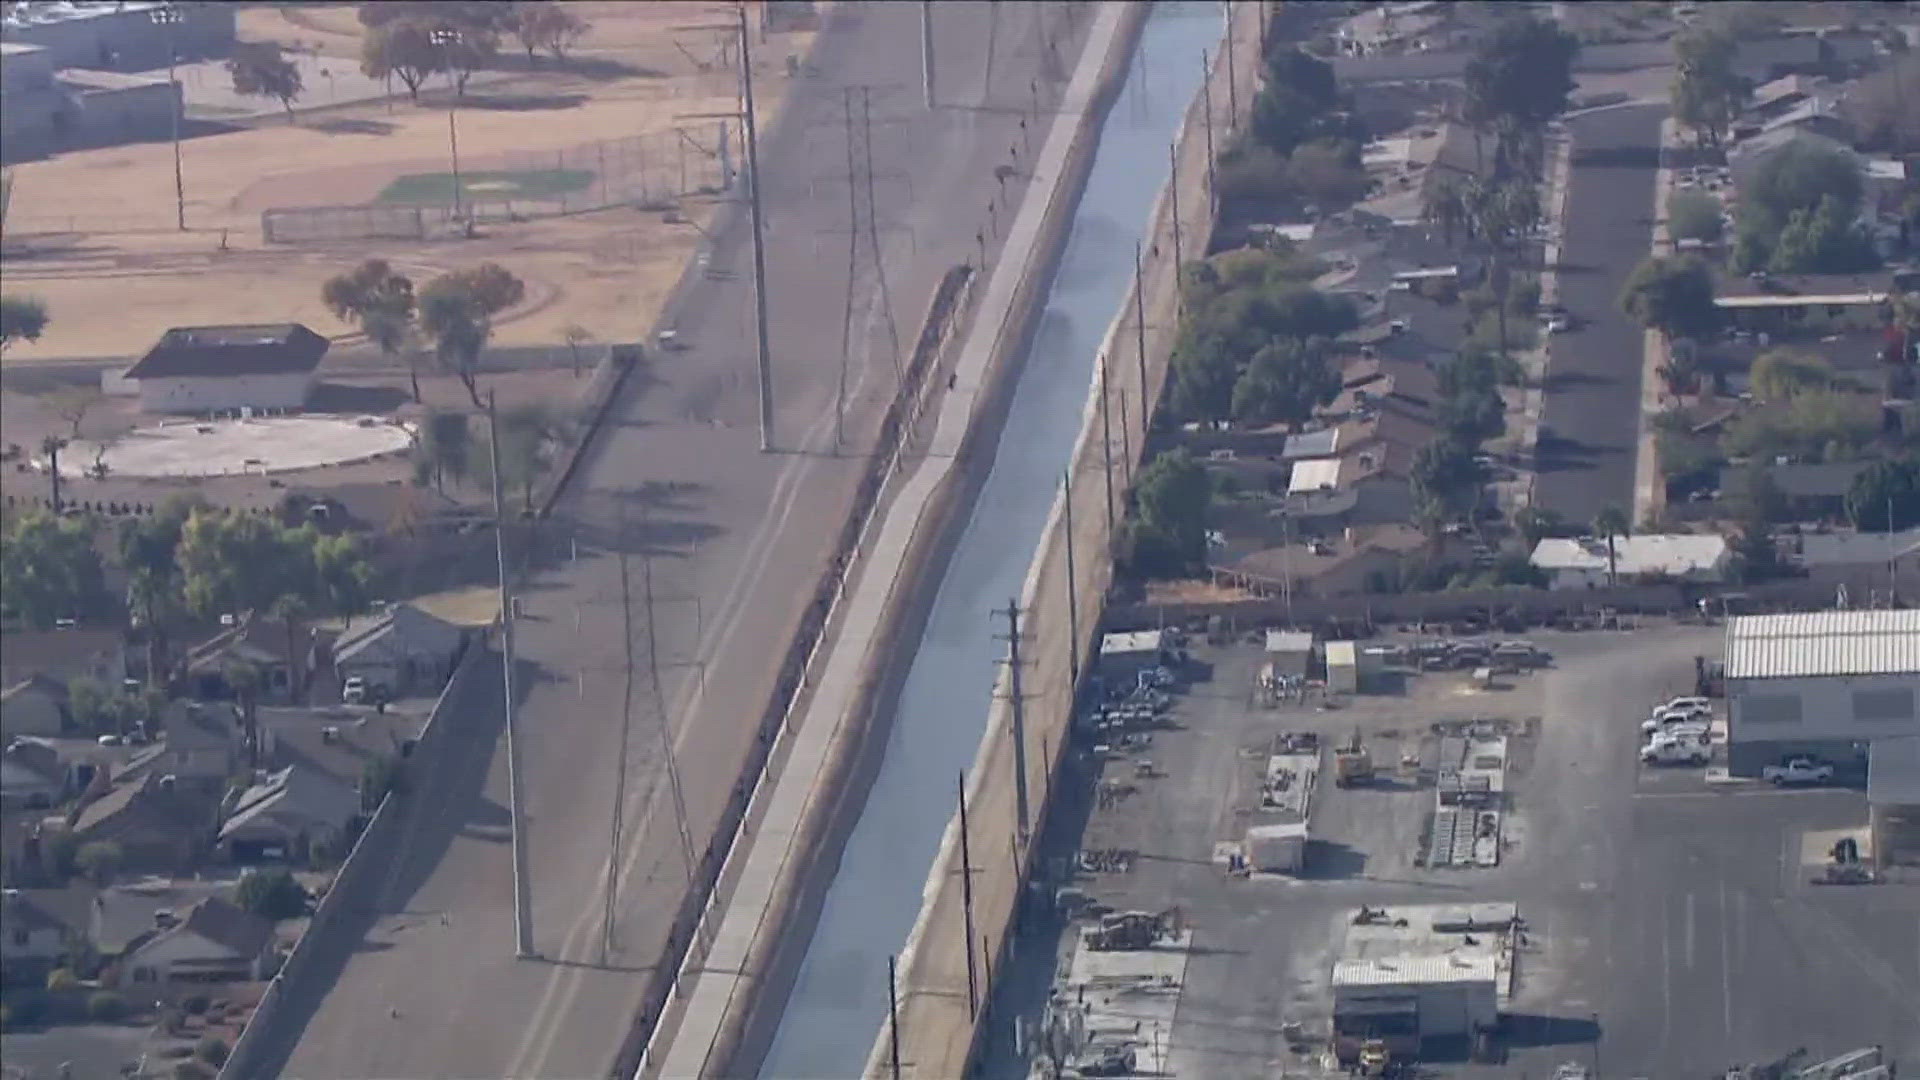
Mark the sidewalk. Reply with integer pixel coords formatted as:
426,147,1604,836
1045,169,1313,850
1632,117,1680,527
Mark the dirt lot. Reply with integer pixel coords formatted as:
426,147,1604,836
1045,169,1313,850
0,2,818,361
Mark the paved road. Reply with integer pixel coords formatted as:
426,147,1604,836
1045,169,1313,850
1533,104,1663,526
258,4,1089,1079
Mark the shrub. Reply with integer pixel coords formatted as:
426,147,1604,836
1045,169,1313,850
45,968,77,993
1668,189,1725,242
87,990,129,1022
195,1035,230,1067
182,993,211,1015
173,1061,216,1080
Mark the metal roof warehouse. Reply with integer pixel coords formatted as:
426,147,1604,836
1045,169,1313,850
1723,609,1920,680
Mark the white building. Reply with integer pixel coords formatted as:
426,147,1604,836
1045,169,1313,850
1724,610,1920,776
118,896,277,986
1529,534,1731,590
124,323,328,415
1330,902,1515,1065
1098,630,1164,682
332,603,468,697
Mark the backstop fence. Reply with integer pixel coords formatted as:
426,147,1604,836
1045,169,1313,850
260,125,735,244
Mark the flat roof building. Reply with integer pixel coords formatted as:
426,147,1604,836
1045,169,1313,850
1724,610,1920,776
1330,902,1516,1064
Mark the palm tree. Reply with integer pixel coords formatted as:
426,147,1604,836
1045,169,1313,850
269,593,310,703
1426,176,1469,247
1593,505,1630,587
225,661,262,768
322,260,419,401
39,434,65,512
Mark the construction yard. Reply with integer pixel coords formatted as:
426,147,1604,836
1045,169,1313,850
0,1,818,362
984,618,1920,1078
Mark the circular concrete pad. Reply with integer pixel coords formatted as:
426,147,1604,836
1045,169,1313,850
68,415,413,478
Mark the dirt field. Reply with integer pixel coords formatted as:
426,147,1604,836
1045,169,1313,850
0,2,818,361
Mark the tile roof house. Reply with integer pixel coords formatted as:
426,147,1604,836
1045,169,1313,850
1,674,69,740
85,878,235,960
182,614,314,704
2,738,70,809
118,896,278,986
1790,527,1920,600
1530,534,1732,591
2,886,79,985
123,323,328,415
262,711,418,793
330,603,468,698
1213,524,1432,598
68,772,218,876
1321,356,1442,422
217,764,361,862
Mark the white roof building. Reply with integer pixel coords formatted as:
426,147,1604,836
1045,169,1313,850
1723,609,1920,680
1529,534,1731,590
1722,610,1920,776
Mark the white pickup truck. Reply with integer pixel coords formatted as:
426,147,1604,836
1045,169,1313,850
1761,758,1834,786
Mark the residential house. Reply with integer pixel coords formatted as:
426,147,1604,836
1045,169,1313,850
1790,527,1920,601
1212,524,1433,598
1284,410,1432,529
122,323,328,415
1,886,78,985
132,701,241,791
0,626,130,692
68,772,217,876
1746,74,1822,122
1,674,69,740
118,896,277,986
218,764,361,863
1320,356,1442,423
1728,126,1858,195
330,603,468,698
2,738,69,809
181,614,313,704
1530,534,1733,590
85,878,234,965
262,711,420,793
1720,461,1869,521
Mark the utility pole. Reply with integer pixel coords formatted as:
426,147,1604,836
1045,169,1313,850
1062,468,1079,689
1168,142,1184,313
152,5,185,230
920,0,936,110
603,506,638,961
1225,1,1238,119
888,955,903,1080
431,28,465,225
642,507,704,918
1118,392,1132,486
862,87,904,382
739,2,775,452
1133,240,1150,437
1201,50,1217,207
486,394,535,959
958,772,979,1020
837,86,860,450
994,601,1032,841
1097,352,1116,542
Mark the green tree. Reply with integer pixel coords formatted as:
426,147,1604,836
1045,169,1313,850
177,510,299,619
1750,348,1846,402
269,592,311,701
235,868,310,921
508,0,588,65
1410,437,1484,525
1127,449,1211,577
86,991,128,1023
416,408,472,492
1250,48,1343,156
1667,189,1726,243
1723,390,1880,463
1462,16,1579,173
0,511,110,629
1744,140,1865,235
1671,27,1749,147
1619,255,1719,339
1767,194,1877,275
1287,139,1369,209
1215,140,1294,204
1229,338,1337,425
119,498,199,686
225,41,304,122
195,1036,231,1067
359,20,442,102
225,661,261,767
74,841,122,886
322,260,419,401
1592,504,1630,586
419,264,525,407
484,403,556,512
0,294,49,354
1425,175,1471,247
1844,52,1920,153
1440,383,1506,446
1846,456,1920,531
1514,505,1564,550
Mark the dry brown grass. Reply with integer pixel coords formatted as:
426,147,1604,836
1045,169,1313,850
1,2,814,361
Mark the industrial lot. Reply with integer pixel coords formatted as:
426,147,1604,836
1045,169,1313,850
993,609,1919,1078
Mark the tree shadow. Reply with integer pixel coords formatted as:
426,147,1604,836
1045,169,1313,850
306,117,398,136
460,92,591,112
1295,840,1368,880
308,382,411,415
1539,371,1613,392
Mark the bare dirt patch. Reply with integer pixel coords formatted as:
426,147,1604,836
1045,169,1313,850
0,2,818,362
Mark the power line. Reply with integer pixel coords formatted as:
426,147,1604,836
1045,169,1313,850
861,86,905,386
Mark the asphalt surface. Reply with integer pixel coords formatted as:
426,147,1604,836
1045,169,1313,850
753,8,1222,1077
257,5,1094,1079
1532,103,1664,526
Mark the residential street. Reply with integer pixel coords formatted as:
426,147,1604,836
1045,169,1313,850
247,4,1093,1079
1533,103,1664,526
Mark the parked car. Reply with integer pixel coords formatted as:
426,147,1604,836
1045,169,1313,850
1643,732,1711,765
342,676,369,704
1660,696,1712,713
1762,758,1833,786
1642,706,1711,734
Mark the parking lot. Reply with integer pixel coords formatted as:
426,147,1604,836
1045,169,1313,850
990,619,1920,1077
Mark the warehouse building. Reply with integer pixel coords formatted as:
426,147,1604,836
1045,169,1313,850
1867,735,1920,867
1329,902,1516,1066
1724,610,1920,777
124,323,328,414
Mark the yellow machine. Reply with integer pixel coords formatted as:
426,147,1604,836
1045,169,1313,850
1358,1039,1392,1076
1334,729,1374,787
